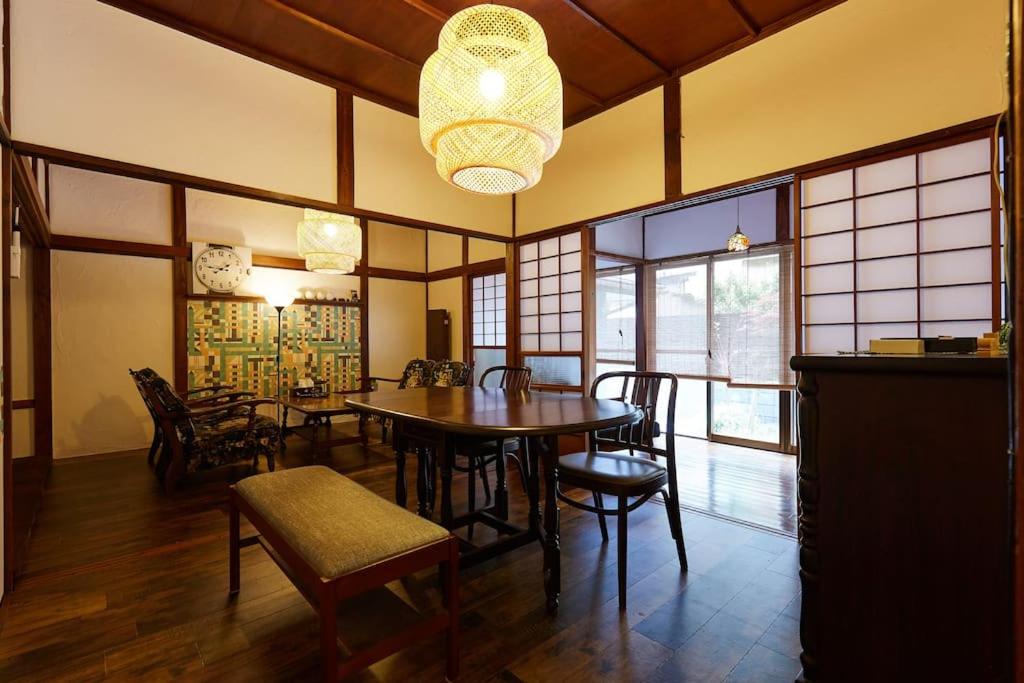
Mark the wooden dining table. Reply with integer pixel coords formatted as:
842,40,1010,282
345,386,643,613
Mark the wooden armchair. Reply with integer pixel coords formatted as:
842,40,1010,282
142,375,280,494
130,368,255,467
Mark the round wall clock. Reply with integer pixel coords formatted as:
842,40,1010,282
194,245,251,293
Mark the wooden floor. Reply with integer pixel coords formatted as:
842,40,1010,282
0,433,802,682
674,438,797,536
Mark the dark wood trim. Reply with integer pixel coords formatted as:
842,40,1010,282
2,0,9,131
13,156,51,249
171,186,189,391
793,180,803,356
517,115,1000,242
663,79,682,201
15,141,513,244
185,293,363,308
634,262,647,372
31,246,52,466
560,0,670,74
50,234,186,259
264,0,422,70
1009,2,1024,674
250,254,306,271
990,127,1003,330
426,258,506,283
398,0,449,22
2,146,13,593
359,217,369,390
722,0,760,36
11,399,34,411
367,267,427,282
337,91,355,208
507,242,518,367
461,236,469,267
98,0,419,117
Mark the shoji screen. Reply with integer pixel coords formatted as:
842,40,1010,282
798,135,999,353
518,230,585,390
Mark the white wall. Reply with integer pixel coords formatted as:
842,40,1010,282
50,166,172,244
368,278,426,385
354,97,513,236
51,251,173,458
12,0,337,202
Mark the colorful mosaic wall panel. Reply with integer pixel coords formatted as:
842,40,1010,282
187,300,361,396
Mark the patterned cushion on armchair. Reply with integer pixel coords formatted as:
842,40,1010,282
191,413,280,474
397,359,436,389
431,360,472,387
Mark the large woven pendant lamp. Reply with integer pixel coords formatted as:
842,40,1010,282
419,4,563,195
296,209,361,274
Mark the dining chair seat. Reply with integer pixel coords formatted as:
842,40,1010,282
558,451,667,492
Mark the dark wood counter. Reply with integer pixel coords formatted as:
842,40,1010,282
790,353,1010,682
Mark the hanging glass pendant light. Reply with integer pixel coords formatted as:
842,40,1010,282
726,198,750,252
419,4,563,195
296,209,361,274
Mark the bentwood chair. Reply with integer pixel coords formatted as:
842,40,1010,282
455,366,532,532
556,371,687,610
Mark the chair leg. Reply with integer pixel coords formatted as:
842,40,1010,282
467,457,477,540
320,590,338,683
661,489,688,571
445,538,460,681
229,502,240,595
480,458,492,505
147,428,161,467
593,492,609,542
617,496,628,611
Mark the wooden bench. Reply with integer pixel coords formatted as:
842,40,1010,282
229,466,460,681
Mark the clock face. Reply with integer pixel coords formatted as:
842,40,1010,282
195,247,248,293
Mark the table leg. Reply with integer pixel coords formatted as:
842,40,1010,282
526,437,541,535
540,434,560,615
437,441,451,526
280,405,289,453
395,439,408,508
310,415,320,461
495,438,509,521
416,447,429,518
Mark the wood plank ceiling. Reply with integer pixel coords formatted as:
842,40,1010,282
101,0,845,126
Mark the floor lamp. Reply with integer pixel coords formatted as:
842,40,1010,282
265,292,295,428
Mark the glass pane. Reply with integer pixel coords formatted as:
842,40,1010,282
596,268,636,363
473,348,506,386
524,355,582,386
654,261,708,375
655,377,707,439
711,383,779,444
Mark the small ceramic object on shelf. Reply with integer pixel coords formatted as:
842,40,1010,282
316,291,326,300
351,289,360,302
325,290,336,300
304,289,315,300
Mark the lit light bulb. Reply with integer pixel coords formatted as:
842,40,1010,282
479,69,506,102
323,223,338,237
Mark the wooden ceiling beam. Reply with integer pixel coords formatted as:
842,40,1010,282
396,0,604,106
262,0,421,70
560,0,670,74
723,0,761,36
98,0,419,116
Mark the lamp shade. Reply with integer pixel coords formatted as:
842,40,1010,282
296,209,361,274
726,227,751,252
265,289,296,309
419,4,563,195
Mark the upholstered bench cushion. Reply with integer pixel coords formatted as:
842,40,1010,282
234,466,449,579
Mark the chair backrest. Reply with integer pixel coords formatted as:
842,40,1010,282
431,360,472,387
479,365,532,391
589,371,677,459
129,368,160,420
141,375,198,443
398,359,436,389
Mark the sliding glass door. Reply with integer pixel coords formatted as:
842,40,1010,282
650,247,794,452
595,265,637,376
